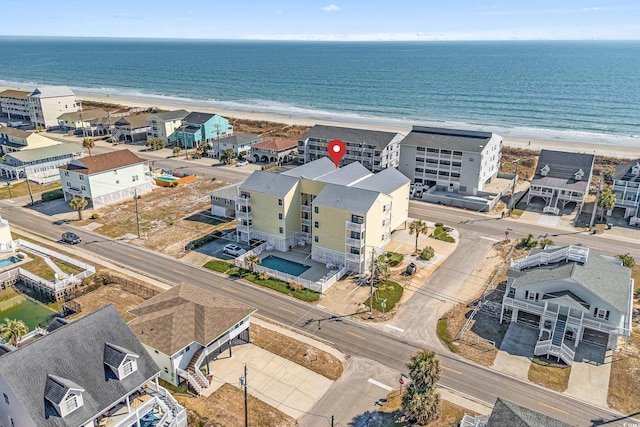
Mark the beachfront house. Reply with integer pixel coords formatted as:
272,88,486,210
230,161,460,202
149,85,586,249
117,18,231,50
211,183,241,218
128,283,255,395
27,86,80,129
249,138,298,164
398,126,502,195
59,149,152,209
611,158,640,222
297,125,404,172
527,149,595,215
112,114,152,143
0,127,60,155
171,112,233,150
146,110,189,144
0,143,83,183
211,133,261,159
0,305,187,427
0,89,31,123
57,109,108,135
500,245,633,366
236,157,409,272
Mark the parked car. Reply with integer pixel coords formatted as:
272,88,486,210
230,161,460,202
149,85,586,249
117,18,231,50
223,244,247,256
405,262,417,276
61,232,81,245
236,160,249,167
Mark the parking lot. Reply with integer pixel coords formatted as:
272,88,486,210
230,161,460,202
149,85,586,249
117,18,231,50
195,238,253,261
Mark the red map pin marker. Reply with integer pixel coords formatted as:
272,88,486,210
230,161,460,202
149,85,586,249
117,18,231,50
328,139,346,168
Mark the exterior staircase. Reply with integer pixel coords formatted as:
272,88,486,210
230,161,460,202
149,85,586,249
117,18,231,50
510,245,589,270
552,315,567,346
186,348,208,390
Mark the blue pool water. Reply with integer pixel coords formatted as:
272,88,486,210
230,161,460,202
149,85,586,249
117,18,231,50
260,256,310,276
0,256,21,269
155,176,178,182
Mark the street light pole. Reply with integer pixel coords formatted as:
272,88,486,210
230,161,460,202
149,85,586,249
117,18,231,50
134,189,141,238
369,248,376,315
22,168,34,205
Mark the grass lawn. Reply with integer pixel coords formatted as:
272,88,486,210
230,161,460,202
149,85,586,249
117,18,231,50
378,388,476,426
20,256,57,281
437,319,458,353
0,181,60,200
363,280,403,313
230,268,320,302
0,287,19,303
608,325,640,413
203,259,233,273
431,226,456,243
386,252,404,267
632,264,640,295
250,323,343,380
528,357,571,392
54,259,83,276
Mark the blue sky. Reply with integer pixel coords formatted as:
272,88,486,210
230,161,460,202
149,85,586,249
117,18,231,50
2,0,639,40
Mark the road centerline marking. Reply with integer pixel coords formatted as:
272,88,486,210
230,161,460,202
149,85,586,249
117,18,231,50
278,306,296,314
442,365,462,375
347,331,366,340
368,378,393,391
538,402,570,415
171,269,186,275
221,286,236,293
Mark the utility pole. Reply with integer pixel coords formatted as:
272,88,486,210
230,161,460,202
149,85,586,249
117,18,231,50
243,364,248,427
22,168,34,205
331,415,334,426
6,182,11,198
589,179,602,229
508,159,520,215
369,248,376,315
134,189,140,238
78,100,87,138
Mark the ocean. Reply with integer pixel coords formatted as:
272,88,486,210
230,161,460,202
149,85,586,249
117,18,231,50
0,37,639,145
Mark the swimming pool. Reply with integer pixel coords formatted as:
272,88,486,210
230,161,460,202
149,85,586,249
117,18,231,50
155,176,178,182
260,255,310,276
0,256,21,269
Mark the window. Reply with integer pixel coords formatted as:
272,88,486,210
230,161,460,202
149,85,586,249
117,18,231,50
314,206,319,214
164,367,169,373
525,291,539,302
314,236,319,243
132,175,139,182
66,182,71,187
594,308,610,320
123,359,134,376
468,158,474,162
64,393,79,413
3,392,8,405
278,199,283,206
64,171,69,176
81,185,86,191
10,418,14,427
115,180,119,184
79,174,84,180
114,170,118,175
279,227,283,234
278,213,283,220
314,221,319,228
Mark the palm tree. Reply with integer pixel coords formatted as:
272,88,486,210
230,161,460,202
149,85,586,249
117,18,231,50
402,349,442,425
220,148,236,164
408,219,429,252
172,146,181,157
372,254,390,281
82,137,95,156
69,197,88,220
0,318,29,345
244,254,261,272
598,188,616,222
146,138,165,151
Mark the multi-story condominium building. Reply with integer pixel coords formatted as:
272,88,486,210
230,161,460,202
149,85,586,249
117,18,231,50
612,158,640,220
146,110,189,143
500,245,632,366
129,283,255,394
112,114,151,143
297,125,404,172
171,112,233,149
59,149,152,208
57,108,108,135
213,133,261,158
27,86,80,129
250,138,298,164
398,126,502,195
0,305,187,427
235,157,409,272
0,127,59,155
0,89,31,122
527,149,594,215
0,143,83,183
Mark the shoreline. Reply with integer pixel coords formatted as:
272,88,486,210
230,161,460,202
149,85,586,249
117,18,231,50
3,84,640,159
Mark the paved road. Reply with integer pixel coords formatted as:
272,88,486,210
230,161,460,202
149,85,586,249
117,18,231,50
2,205,636,427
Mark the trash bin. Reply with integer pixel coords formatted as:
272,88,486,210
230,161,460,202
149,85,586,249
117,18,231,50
607,223,613,230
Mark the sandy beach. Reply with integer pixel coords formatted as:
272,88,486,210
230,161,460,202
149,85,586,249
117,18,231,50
3,84,640,159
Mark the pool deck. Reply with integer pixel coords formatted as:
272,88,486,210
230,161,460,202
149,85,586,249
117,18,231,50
258,246,331,283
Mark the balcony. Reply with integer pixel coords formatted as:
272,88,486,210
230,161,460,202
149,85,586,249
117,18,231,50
301,205,311,213
345,252,365,263
236,223,252,233
235,195,251,206
345,221,365,232
236,210,252,220
346,237,364,247
301,218,311,226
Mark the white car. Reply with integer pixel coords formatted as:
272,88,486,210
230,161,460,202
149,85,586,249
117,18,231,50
223,244,247,256
236,160,248,167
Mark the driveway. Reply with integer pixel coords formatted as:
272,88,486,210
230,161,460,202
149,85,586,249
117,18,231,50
195,238,252,261
565,343,611,407
492,322,537,380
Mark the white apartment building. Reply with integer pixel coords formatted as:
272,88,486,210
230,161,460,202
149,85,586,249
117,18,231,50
297,125,404,172
0,126,59,155
146,110,189,143
0,89,31,122
59,149,152,208
28,86,80,129
398,126,502,195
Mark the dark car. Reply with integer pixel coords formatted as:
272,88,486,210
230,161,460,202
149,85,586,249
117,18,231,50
61,232,81,244
406,262,417,276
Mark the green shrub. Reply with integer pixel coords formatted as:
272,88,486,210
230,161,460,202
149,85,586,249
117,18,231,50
539,238,555,248
431,226,456,243
437,319,458,352
520,234,538,248
41,188,64,202
617,253,635,268
363,280,403,313
244,273,320,302
419,246,435,261
386,252,404,266
203,260,233,273
261,162,278,171
190,233,220,248
90,213,99,220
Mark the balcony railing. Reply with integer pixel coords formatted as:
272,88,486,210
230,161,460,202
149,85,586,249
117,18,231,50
345,252,365,263
236,224,252,233
301,205,311,213
345,221,365,232
346,237,364,247
301,218,311,226
502,297,544,315
236,210,252,220
235,195,251,206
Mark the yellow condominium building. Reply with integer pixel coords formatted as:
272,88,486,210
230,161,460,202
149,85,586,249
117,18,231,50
236,158,409,272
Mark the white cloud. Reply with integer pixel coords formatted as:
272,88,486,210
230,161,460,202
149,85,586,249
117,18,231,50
582,7,607,12
322,4,341,12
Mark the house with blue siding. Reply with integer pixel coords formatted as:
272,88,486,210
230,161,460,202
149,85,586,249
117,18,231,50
171,112,233,149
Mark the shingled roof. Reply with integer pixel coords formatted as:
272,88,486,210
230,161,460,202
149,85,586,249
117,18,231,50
60,149,146,175
531,149,595,193
252,138,297,151
487,398,572,427
128,283,256,356
299,124,404,150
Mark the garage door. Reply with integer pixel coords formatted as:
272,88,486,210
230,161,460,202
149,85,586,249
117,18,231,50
582,328,609,346
517,311,540,328
212,206,227,217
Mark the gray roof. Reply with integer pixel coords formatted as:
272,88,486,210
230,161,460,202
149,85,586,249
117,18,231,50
352,167,410,194
218,133,261,146
299,124,403,150
103,343,137,369
0,343,16,356
313,183,382,214
315,162,372,185
29,86,75,98
45,375,84,405
184,111,216,125
7,143,81,164
211,183,241,200
488,398,573,427
240,171,299,197
614,158,640,182
400,126,499,153
508,246,631,313
46,317,69,332
282,157,336,179
57,109,107,122
531,150,595,193
0,305,159,427
153,109,189,121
